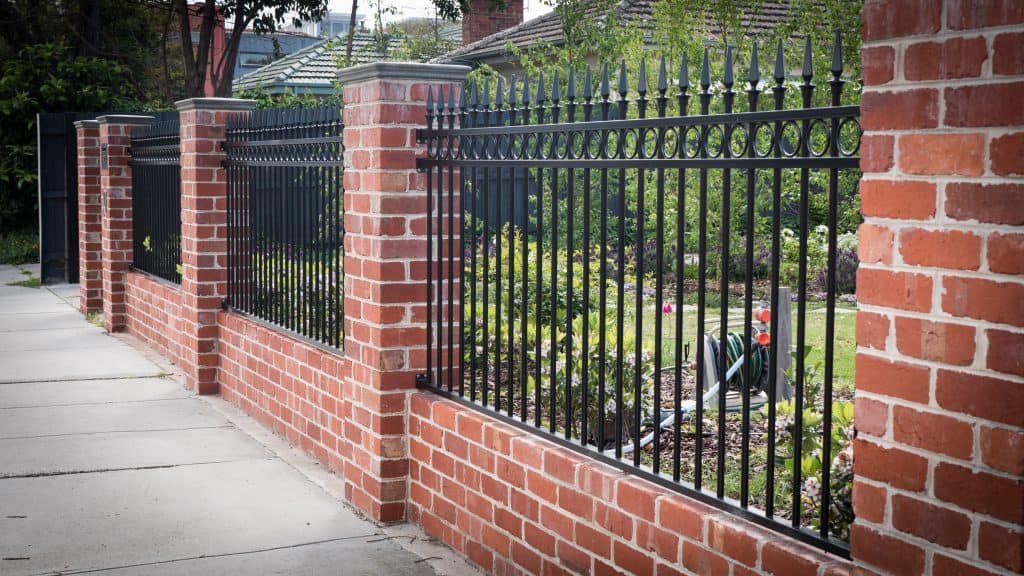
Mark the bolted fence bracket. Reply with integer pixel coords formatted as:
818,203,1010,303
415,373,431,387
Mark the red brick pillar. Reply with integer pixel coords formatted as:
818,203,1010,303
75,119,103,314
176,98,255,395
855,3,1023,575
97,115,153,332
338,62,469,522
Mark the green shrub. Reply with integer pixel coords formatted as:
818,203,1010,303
0,227,38,264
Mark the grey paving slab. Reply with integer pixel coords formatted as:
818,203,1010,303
0,325,115,351
0,398,228,439
0,291,73,314
0,459,378,576
0,427,270,478
0,345,164,383
0,377,189,409
80,536,437,576
0,310,95,332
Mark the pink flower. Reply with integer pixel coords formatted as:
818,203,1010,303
662,303,674,314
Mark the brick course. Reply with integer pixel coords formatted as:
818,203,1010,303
857,5,1024,575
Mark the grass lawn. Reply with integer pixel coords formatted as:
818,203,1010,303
626,300,856,396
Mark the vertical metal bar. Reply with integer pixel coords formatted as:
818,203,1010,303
741,44,761,509
544,72,559,436
448,89,456,393
561,70,575,441
653,58,667,476
580,67,593,447
674,56,690,484
598,65,611,450
615,62,627,459
501,81,514,417
695,49,711,491
426,88,435,385
765,41,786,519
793,38,815,527
717,47,735,500
821,32,845,539
633,60,648,466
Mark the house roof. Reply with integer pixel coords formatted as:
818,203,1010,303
434,0,796,65
232,32,403,95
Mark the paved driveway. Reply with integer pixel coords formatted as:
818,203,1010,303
0,265,456,576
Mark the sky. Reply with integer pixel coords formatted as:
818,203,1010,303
325,0,553,24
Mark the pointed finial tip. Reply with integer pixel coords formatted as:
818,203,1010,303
657,56,668,92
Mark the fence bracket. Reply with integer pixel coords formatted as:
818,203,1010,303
415,373,431,387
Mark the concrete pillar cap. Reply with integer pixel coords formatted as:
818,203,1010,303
96,115,154,126
175,97,257,112
338,62,471,85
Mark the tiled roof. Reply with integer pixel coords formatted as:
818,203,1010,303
232,32,403,94
434,0,795,64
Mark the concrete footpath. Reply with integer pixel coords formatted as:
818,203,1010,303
0,265,475,576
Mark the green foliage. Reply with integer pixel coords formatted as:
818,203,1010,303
234,86,343,109
6,275,41,288
0,43,144,229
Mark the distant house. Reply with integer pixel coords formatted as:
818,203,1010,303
231,32,405,96
434,0,794,75
230,30,321,79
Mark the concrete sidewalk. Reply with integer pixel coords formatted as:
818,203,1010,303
0,265,473,576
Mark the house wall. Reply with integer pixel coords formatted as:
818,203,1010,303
462,0,524,46
854,1,1023,574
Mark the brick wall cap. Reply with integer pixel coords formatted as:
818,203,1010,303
73,120,100,130
96,115,153,126
174,97,257,112
338,62,471,85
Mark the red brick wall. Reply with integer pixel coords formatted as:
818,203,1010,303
125,271,183,368
76,121,102,314
462,0,523,46
409,393,855,576
855,2,1023,575
218,311,353,472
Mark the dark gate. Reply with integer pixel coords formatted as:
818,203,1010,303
37,112,94,284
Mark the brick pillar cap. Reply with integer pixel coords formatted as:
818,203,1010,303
96,115,154,126
175,97,257,112
73,119,100,130
338,62,471,85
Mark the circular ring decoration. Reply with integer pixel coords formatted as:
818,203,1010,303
498,134,511,159
704,125,724,158
586,131,601,159
808,119,830,157
569,131,585,159
554,131,569,160
623,129,640,160
838,117,862,157
427,136,438,158
729,125,749,158
779,121,801,158
458,135,470,159
641,128,659,159
510,134,523,160
661,127,679,158
752,122,774,158
683,126,701,158
525,133,539,160
604,130,620,159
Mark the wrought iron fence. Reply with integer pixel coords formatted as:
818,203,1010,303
417,36,860,556
130,117,182,284
224,107,345,348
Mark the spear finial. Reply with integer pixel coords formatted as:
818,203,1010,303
774,39,786,84
831,30,844,78
679,52,690,91
600,63,611,99
700,47,711,91
638,58,648,97
749,42,760,86
802,36,814,82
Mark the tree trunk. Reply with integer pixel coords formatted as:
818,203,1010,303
344,0,358,66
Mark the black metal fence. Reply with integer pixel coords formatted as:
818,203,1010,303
417,37,860,556
130,117,182,284
224,107,345,348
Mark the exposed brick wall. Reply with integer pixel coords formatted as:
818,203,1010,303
461,0,523,46
409,393,856,576
176,99,255,395
125,271,183,368
338,64,468,522
75,120,102,314
218,311,352,472
856,2,1024,575
97,116,151,332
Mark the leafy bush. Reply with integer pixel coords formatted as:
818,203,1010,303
0,227,39,264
